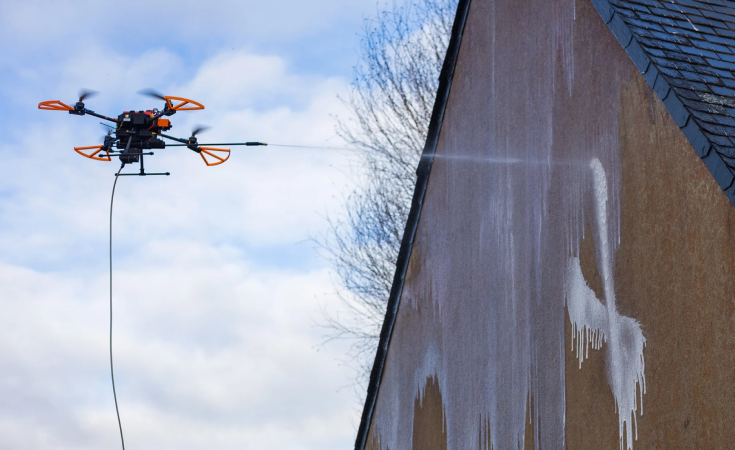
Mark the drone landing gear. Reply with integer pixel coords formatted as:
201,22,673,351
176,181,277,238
116,172,170,176
114,153,170,177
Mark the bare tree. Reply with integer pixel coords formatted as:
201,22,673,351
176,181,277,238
322,0,458,386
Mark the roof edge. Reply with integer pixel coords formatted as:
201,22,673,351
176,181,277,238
353,0,473,448
590,0,735,201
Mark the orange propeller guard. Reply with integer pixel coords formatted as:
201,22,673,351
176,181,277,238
199,147,230,166
74,145,111,161
164,96,205,111
38,100,74,111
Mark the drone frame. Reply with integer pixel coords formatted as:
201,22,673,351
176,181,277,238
38,93,264,175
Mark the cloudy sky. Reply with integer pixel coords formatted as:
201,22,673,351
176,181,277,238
0,1,379,448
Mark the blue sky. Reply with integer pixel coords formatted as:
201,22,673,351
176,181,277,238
0,1,380,448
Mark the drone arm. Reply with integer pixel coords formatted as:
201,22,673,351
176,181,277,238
84,109,118,123
158,133,189,144
165,142,268,147
159,132,201,153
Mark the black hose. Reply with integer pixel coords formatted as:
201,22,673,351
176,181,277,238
110,164,126,450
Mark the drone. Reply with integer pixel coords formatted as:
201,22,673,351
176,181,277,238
38,90,266,176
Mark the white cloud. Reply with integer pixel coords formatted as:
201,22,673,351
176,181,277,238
0,0,378,61
0,31,366,450
0,247,356,449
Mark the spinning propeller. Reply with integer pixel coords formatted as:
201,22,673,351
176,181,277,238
38,89,266,175
182,126,230,166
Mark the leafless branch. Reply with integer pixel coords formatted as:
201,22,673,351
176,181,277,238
319,0,458,391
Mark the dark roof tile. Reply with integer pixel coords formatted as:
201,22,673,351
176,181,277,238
649,28,692,41
667,75,713,91
644,14,683,26
658,65,685,77
687,22,719,34
663,24,704,37
689,15,729,28
716,147,735,160
672,60,701,72
714,26,735,37
681,96,728,113
662,49,708,64
676,87,708,100
711,4,735,14
697,120,735,136
629,26,657,38
618,1,653,12
680,69,725,84
629,0,660,7
601,0,735,206
701,8,735,23
677,0,712,10
705,57,735,69
646,47,668,56
676,4,707,15
718,76,735,89
705,132,735,146
704,66,735,79
638,36,668,49
679,44,722,58
710,86,735,99
617,7,641,19
690,108,721,122
649,55,676,67
628,17,670,30
701,32,735,44
718,52,735,62
649,6,690,19
690,37,733,52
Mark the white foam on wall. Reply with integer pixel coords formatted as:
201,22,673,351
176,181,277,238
565,159,646,450
367,1,640,449
566,257,607,368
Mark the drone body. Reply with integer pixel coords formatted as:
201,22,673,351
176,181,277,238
39,91,266,175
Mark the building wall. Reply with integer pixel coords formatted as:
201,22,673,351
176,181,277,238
364,0,735,448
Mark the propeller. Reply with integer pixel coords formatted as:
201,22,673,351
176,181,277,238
79,89,98,102
38,89,98,113
72,89,99,114
183,126,230,166
138,89,178,116
186,125,210,151
138,88,167,101
191,125,210,138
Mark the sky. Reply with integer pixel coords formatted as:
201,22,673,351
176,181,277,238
0,1,381,449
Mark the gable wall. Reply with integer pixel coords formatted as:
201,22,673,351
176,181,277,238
363,0,735,449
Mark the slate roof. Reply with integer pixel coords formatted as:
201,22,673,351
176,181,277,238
592,0,735,205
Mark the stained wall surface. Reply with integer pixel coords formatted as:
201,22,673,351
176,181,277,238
365,0,735,449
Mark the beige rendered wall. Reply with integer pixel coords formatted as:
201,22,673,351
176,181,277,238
364,0,735,449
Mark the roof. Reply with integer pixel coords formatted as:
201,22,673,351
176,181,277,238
594,0,735,205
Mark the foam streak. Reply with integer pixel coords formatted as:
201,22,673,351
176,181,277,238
565,158,646,450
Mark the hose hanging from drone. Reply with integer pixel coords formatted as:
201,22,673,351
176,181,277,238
110,164,126,450
40,91,368,450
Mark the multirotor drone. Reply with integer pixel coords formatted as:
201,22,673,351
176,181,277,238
38,90,266,176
